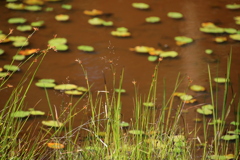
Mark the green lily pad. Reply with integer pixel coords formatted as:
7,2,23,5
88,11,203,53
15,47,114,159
221,135,239,140
7,0,18,2
230,121,239,126
0,72,9,78
197,108,213,115
3,64,20,72
65,90,83,95
145,16,160,23
202,104,214,110
77,86,88,92
77,45,94,52
180,94,193,101
102,21,113,26
62,4,72,10
229,34,240,41
205,49,213,54
167,12,183,19
143,102,155,107
55,14,69,21
224,28,237,34
45,7,53,12
13,40,29,47
38,79,55,83
214,77,228,83
200,27,225,33
31,20,44,27
226,4,240,9
24,5,42,11
54,84,78,90
9,36,27,42
42,120,63,127
120,121,130,127
148,56,158,62
190,85,205,91
8,17,27,24
0,49,4,55
88,17,104,25
35,82,56,88
175,36,193,46
13,54,26,61
29,109,45,116
23,0,44,5
114,88,126,93
129,130,145,135
210,155,228,160
11,111,31,118
227,129,240,135
55,44,68,51
132,3,149,9
160,51,178,58
209,119,224,125
48,38,68,51
6,3,25,10
16,25,32,32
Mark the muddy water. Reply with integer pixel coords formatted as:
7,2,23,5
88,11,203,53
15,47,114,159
0,0,240,134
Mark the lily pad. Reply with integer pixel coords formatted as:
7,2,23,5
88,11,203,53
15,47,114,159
9,36,27,42
129,130,145,135
64,90,83,95
229,34,240,41
120,121,130,127
29,109,45,115
3,64,20,72
48,38,68,51
145,16,160,23
11,111,30,118
111,27,131,37
6,3,25,10
23,0,44,5
180,94,193,101
62,4,72,10
190,85,205,91
42,120,63,127
88,17,104,25
167,12,183,19
0,34,11,43
230,121,239,126
13,55,26,61
18,49,39,56
160,51,178,58
76,86,88,92
197,108,213,115
0,72,9,78
148,55,158,62
174,36,193,46
54,84,78,90
102,21,113,26
143,102,155,107
16,25,32,32
205,49,213,54
132,3,149,9
38,79,55,83
0,49,4,55
8,17,27,24
47,143,64,149
214,77,228,83
130,46,154,53
84,9,103,16
77,45,94,52
226,4,240,9
221,135,239,140
55,14,69,21
31,20,44,27
24,5,42,11
214,37,227,43
224,28,237,34
13,40,29,47
35,82,56,88
114,88,126,93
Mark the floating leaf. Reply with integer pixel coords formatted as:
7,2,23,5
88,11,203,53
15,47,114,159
3,64,20,72
214,36,227,43
54,84,78,90
35,82,56,88
221,135,239,140
55,14,69,21
48,38,68,51
38,79,55,83
230,121,239,126
202,104,214,110
167,12,183,19
114,88,126,93
175,36,193,46
205,49,213,54
229,34,240,41
65,90,83,95
6,3,25,10
62,4,72,10
0,34,11,43
45,7,53,12
129,130,145,135
197,108,213,115
9,36,27,42
132,3,149,9
23,0,44,5
29,109,45,116
160,51,178,58
16,25,32,32
88,17,104,25
190,85,205,92
8,17,27,24
143,102,155,107
47,143,64,149
180,94,193,101
0,49,4,55
226,4,240,9
174,92,186,97
120,121,129,127
214,77,228,83
11,111,30,118
42,120,63,127
145,16,160,23
209,119,224,125
0,72,9,78
102,21,113,26
31,20,44,27
224,28,237,34
148,55,158,62
227,129,240,135
13,40,29,47
84,9,103,16
18,48,39,56
77,45,94,52
77,86,88,92
24,5,42,11
130,46,154,53
13,55,25,61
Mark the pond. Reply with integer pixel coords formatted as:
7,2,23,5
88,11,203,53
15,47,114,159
0,0,240,158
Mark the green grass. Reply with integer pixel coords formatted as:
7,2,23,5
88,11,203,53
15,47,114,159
0,32,239,159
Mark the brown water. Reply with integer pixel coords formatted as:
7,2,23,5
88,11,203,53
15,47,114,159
0,0,240,137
